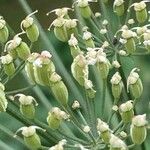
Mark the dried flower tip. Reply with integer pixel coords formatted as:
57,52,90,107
95,12,101,17
119,38,127,44
72,100,80,109
41,50,52,58
47,7,71,17
74,54,87,67
111,72,122,85
112,105,119,111
132,114,147,127
136,26,147,35
100,29,107,34
128,19,135,25
49,139,67,150
49,18,66,30
68,34,78,46
77,0,89,8
112,60,121,68
15,94,38,106
127,68,140,85
119,50,127,56
83,30,92,40
86,49,97,65
109,134,127,150
102,20,108,26
97,118,109,132
83,125,90,133
120,131,127,138
120,101,133,112
143,40,150,46
122,29,137,39
65,19,77,29
133,2,146,12
1,54,13,64
84,79,93,89
114,0,124,7
143,30,150,41
15,126,45,137
102,41,109,48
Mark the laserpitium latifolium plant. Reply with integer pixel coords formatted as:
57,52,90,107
0,0,150,149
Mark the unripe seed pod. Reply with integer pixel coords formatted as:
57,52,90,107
110,72,123,102
21,11,39,42
96,54,110,80
68,34,81,58
122,29,136,54
84,79,96,99
15,94,38,119
119,101,134,123
65,19,78,39
77,0,92,18
15,126,44,150
130,114,147,144
33,51,55,86
113,0,124,16
97,119,111,144
109,134,127,150
133,2,147,23
6,36,30,60
25,53,40,83
15,41,31,60
0,83,7,112
47,107,68,129
0,17,9,43
49,72,68,106
1,54,15,76
127,68,143,99
50,18,68,42
71,54,89,86
83,30,95,48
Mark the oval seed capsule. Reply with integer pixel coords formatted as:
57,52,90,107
33,51,55,86
83,30,95,48
49,72,68,106
84,79,96,99
113,0,124,16
68,34,81,58
15,126,44,150
47,107,68,129
21,11,39,42
121,29,136,54
65,19,78,39
133,2,147,23
127,68,143,99
96,54,110,80
97,119,111,144
1,54,15,76
15,94,38,119
0,17,9,43
119,101,134,123
6,35,30,60
71,54,89,86
77,0,92,18
130,114,147,144
0,82,7,112
25,53,40,83
110,72,123,103
50,18,68,42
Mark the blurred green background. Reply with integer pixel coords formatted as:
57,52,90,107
0,0,150,149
